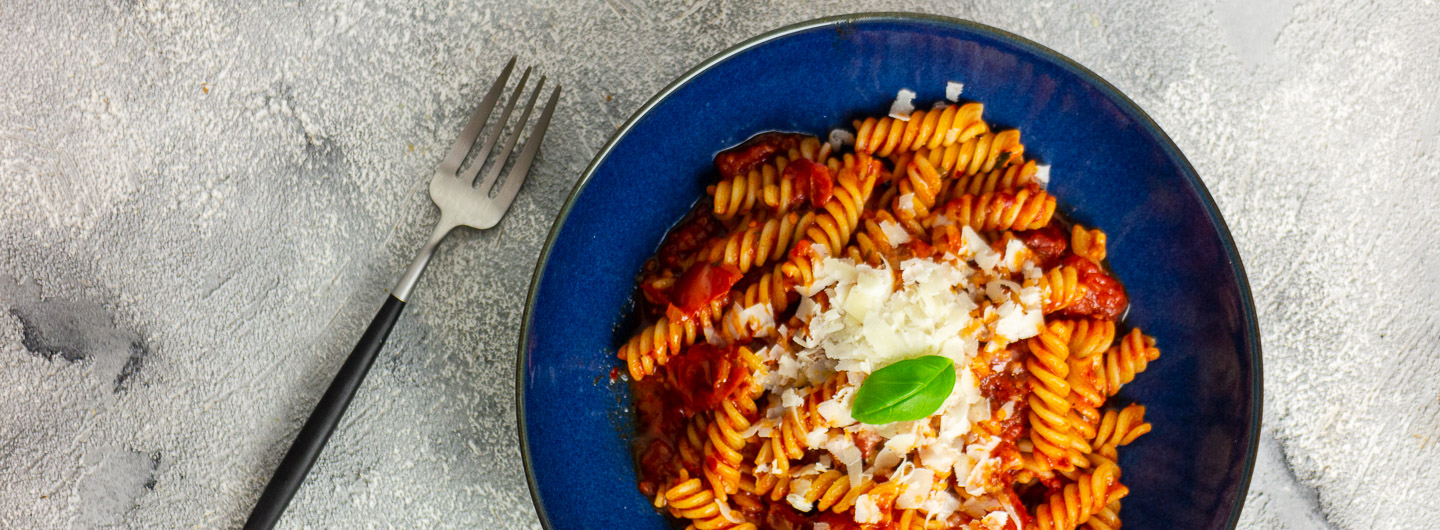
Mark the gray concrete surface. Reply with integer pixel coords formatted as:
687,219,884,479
1,0,1436,528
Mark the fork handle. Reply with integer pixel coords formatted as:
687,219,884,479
243,294,406,530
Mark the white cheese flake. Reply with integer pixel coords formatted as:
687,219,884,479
781,389,803,408
872,447,903,474
945,81,965,101
854,494,882,524
896,192,916,216
889,89,917,120
787,478,814,511
963,227,1000,269
920,440,961,472
816,386,857,427
878,219,912,245
829,129,855,153
714,499,744,523
896,468,935,509
885,433,919,454
922,488,961,520
1002,238,1029,273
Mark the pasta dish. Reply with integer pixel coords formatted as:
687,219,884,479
616,91,1161,530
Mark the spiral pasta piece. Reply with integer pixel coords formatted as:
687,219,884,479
1027,321,1092,474
663,476,757,530
679,414,709,473
619,296,727,381
751,469,877,514
855,209,919,265
704,398,756,498
1065,353,1106,442
717,265,792,343
1065,318,1116,359
893,155,944,222
710,163,764,221
746,451,789,500
1033,463,1128,530
1100,329,1161,396
931,187,1056,233
854,103,988,157
910,128,1026,179
1084,501,1123,530
1037,265,1088,314
701,348,763,498
806,470,853,512
942,158,1037,200
697,210,815,275
1093,404,1151,459
827,474,880,513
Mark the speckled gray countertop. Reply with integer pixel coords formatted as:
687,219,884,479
1,1,1436,528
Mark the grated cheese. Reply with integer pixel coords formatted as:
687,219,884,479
922,488,961,520
787,478,814,511
896,468,935,509
1034,163,1051,189
945,81,965,101
878,219,912,245
854,494,882,524
828,129,855,153
714,498,744,523
981,511,1009,529
889,89,917,120
759,222,1063,517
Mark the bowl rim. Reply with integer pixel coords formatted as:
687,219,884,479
516,11,1263,530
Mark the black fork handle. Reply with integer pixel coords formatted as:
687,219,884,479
243,294,406,530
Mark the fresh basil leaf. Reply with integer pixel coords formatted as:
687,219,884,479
851,355,957,425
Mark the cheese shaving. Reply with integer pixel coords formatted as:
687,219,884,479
854,494,882,524
888,89,917,120
945,81,965,101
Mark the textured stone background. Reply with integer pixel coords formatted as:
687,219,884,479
1,0,1436,528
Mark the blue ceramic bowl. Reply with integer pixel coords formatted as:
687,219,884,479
519,13,1261,530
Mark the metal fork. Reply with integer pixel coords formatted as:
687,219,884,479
244,57,560,530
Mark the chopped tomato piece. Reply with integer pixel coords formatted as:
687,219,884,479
785,157,834,208
1058,255,1128,319
1019,225,1068,269
789,239,815,261
667,261,741,320
667,343,748,415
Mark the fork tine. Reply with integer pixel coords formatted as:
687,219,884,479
476,75,545,195
461,66,531,186
485,85,561,223
436,56,515,178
